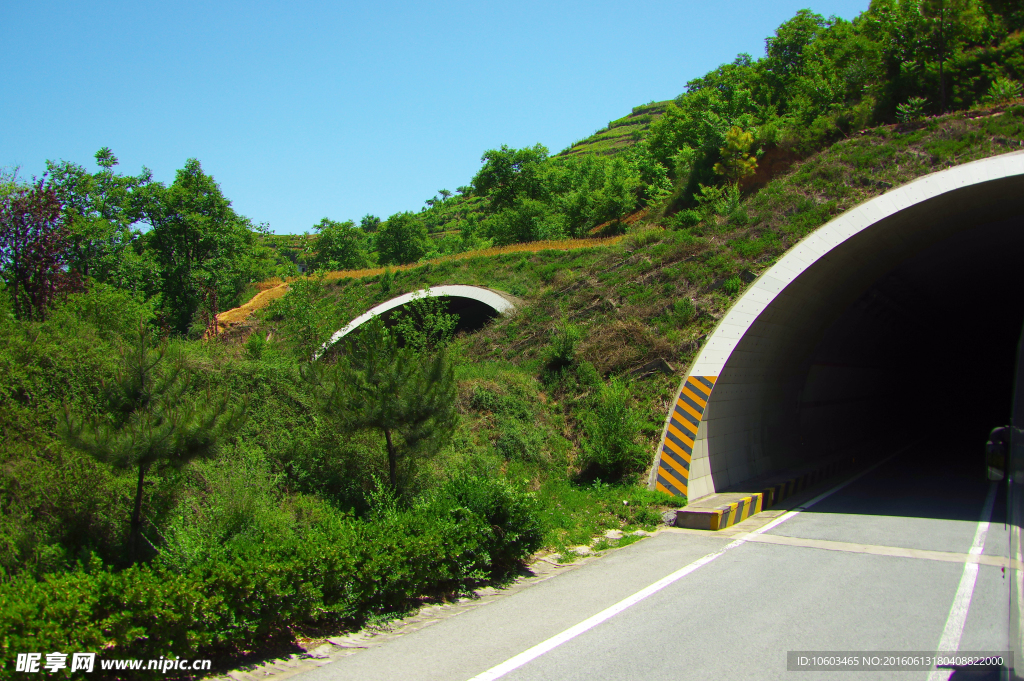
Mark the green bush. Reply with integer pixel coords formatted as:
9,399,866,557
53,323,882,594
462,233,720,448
670,298,695,326
420,475,542,577
494,415,545,463
578,379,648,482
548,321,583,369
984,77,1022,105
896,97,928,123
0,475,543,671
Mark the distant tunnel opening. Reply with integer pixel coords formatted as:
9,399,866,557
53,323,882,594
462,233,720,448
655,154,1024,500
375,296,502,338
318,285,519,359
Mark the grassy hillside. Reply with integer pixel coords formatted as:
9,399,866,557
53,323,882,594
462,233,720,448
212,106,1024,585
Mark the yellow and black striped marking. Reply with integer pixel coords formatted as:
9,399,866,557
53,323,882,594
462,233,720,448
761,457,855,510
654,375,717,498
710,493,763,531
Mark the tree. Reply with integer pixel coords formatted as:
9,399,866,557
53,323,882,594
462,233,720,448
306,317,456,492
764,9,830,84
376,211,429,265
60,324,245,562
141,159,266,335
919,0,984,111
437,189,452,202
46,148,159,297
713,126,758,184
359,214,381,233
482,198,558,245
272,270,333,359
0,177,82,321
309,217,371,270
472,144,550,213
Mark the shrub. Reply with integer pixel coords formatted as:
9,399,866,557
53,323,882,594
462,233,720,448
985,77,1023,105
578,379,648,482
420,475,542,576
548,321,583,369
626,226,664,249
494,415,545,463
670,298,695,326
896,97,928,123
0,484,543,671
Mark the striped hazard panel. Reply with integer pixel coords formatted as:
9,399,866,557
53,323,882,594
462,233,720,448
655,375,717,498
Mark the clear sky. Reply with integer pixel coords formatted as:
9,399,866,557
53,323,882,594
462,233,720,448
1,0,870,234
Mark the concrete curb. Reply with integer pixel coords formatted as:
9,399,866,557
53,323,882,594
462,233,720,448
672,492,764,531
665,454,861,531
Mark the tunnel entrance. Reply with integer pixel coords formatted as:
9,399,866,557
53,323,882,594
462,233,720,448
651,151,1024,500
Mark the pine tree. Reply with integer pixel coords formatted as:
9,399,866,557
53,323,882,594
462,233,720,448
60,324,245,562
713,126,758,185
306,317,457,492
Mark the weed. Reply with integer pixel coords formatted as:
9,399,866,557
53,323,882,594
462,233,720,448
616,534,642,548
722,276,742,296
548,321,583,370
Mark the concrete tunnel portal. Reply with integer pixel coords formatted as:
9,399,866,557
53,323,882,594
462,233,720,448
317,285,521,358
651,150,1024,501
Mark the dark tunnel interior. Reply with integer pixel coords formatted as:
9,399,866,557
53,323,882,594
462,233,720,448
794,214,1024,467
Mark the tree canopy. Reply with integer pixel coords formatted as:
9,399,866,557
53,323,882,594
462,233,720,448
309,217,371,271
143,159,268,334
376,211,429,265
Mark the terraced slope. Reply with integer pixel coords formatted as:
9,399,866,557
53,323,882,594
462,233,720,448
558,101,671,157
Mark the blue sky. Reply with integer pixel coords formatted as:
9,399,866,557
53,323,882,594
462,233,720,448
1,0,869,234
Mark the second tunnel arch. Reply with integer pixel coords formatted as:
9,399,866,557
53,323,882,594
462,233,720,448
650,149,1024,501
317,285,521,358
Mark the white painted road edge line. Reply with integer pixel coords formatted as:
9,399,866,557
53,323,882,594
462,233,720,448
466,451,906,681
926,480,998,681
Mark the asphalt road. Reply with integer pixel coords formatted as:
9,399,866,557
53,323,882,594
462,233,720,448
296,443,1013,681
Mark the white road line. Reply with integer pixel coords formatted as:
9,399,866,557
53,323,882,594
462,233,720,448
466,451,904,681
926,481,998,681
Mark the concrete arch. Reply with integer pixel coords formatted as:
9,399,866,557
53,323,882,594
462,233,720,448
317,285,520,358
651,149,1024,501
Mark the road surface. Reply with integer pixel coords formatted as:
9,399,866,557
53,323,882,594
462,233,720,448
296,442,1012,681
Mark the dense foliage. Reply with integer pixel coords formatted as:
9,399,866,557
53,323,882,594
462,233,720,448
38,151,285,336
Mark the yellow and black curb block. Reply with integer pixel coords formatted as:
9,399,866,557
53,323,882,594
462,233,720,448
667,454,862,531
672,492,764,531
653,375,718,499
